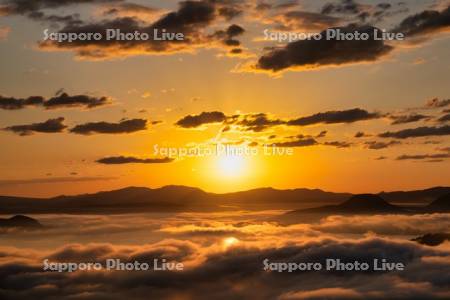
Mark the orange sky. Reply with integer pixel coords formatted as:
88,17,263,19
0,0,449,197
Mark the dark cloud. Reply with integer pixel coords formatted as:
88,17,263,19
177,108,381,131
102,3,160,17
396,153,450,161
97,156,174,164
176,111,226,128
272,137,318,147
389,113,430,125
256,25,393,72
287,108,381,126
0,0,121,15
379,125,450,139
0,92,111,110
321,0,363,15
321,0,406,24
26,11,83,26
437,113,450,123
394,6,450,39
3,117,67,136
43,92,111,109
218,6,242,20
276,11,341,31
0,0,119,26
37,0,244,59
0,95,44,110
0,237,447,299
232,113,284,132
365,140,400,150
354,131,367,138
213,24,245,47
316,130,327,138
0,176,116,186
375,156,387,160
70,119,147,135
323,141,352,148
229,48,243,54
425,98,450,108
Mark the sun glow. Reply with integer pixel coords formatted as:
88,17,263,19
223,237,239,249
216,155,247,177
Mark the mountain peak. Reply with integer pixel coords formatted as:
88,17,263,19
0,215,43,228
339,194,398,212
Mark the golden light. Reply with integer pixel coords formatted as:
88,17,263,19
216,155,246,177
223,237,239,248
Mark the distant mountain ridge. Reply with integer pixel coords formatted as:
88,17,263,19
279,193,450,223
0,185,449,214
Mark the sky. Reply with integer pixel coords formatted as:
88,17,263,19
0,0,449,197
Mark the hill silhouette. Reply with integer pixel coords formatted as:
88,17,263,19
0,186,351,214
426,193,450,212
280,194,407,223
0,215,42,229
338,194,403,213
0,186,449,214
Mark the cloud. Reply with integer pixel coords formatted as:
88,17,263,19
0,236,448,299
396,153,450,161
287,108,381,126
0,92,111,110
37,0,244,59
321,0,364,15
271,10,341,31
379,125,450,139
0,176,116,186
43,92,111,109
389,114,430,125
212,24,245,47
316,131,327,138
437,113,450,123
70,119,147,135
0,0,119,26
354,131,368,138
315,213,450,236
0,95,44,110
375,156,387,160
3,117,67,136
253,25,393,73
272,137,318,147
0,0,121,15
96,156,174,164
394,6,450,40
231,113,284,132
280,287,362,299
102,3,161,19
365,140,401,150
176,111,226,128
176,108,381,131
323,141,352,148
425,98,450,108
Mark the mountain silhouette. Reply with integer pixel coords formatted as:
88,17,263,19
0,186,351,214
0,185,449,214
338,194,403,213
425,193,450,212
379,187,450,204
280,194,407,223
0,215,43,229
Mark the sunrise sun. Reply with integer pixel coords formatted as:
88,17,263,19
216,155,247,177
